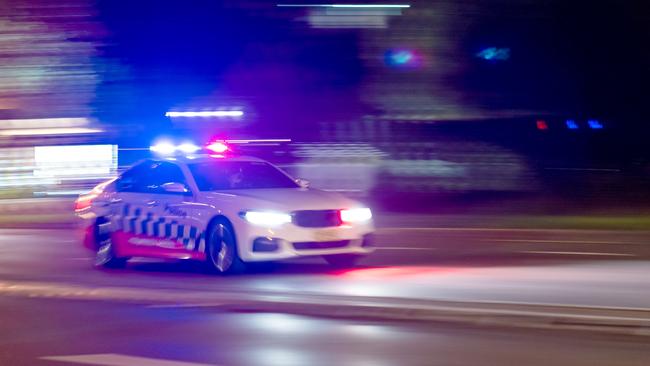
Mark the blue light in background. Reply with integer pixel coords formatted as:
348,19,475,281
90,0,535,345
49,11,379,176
588,119,603,129
390,50,412,64
566,120,579,129
476,47,510,61
384,48,421,68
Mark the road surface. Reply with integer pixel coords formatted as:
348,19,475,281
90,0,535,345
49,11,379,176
1,296,648,366
0,228,649,308
0,228,648,365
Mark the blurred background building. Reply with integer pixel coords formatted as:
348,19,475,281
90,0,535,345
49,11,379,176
1,0,648,212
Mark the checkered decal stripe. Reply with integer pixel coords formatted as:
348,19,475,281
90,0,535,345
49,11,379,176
113,204,205,251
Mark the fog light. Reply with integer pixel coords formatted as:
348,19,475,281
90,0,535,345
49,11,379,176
253,238,280,252
362,234,375,248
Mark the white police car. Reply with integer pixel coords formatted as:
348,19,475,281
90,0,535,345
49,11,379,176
76,145,375,273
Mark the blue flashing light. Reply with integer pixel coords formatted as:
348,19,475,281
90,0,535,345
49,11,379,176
588,119,603,129
150,141,176,155
177,143,200,153
384,49,420,68
476,47,510,61
565,120,579,130
150,141,201,155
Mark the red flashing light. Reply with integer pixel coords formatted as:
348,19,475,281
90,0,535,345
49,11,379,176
206,141,229,154
536,120,548,131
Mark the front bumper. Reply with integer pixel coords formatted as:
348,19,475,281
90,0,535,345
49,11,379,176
233,219,375,262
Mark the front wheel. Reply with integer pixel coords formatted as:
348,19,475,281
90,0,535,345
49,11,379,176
205,220,245,274
94,220,127,268
323,254,362,268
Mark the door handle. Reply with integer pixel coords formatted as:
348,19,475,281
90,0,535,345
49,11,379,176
109,198,122,204
146,200,160,207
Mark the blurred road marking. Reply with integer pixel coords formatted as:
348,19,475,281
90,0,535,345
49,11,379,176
520,251,636,257
376,247,437,251
545,167,620,172
494,239,639,245
148,302,226,309
41,354,216,366
376,227,645,233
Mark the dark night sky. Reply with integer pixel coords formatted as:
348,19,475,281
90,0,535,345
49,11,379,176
92,0,649,132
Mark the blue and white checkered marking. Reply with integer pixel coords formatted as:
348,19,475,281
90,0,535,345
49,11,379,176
112,204,205,251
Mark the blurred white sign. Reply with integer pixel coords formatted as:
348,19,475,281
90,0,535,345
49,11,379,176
33,145,117,178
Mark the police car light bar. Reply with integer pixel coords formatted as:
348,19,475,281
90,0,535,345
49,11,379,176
165,111,244,118
177,143,201,153
206,141,229,154
150,141,176,154
149,138,291,156
150,141,201,155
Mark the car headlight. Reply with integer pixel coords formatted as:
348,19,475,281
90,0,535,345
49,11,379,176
340,208,372,223
241,211,292,227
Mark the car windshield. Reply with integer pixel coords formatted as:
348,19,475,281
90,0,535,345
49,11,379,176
188,161,299,191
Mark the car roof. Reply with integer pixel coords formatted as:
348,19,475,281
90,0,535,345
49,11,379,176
158,154,267,165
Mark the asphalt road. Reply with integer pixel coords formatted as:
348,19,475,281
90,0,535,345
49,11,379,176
0,228,649,365
0,228,649,308
1,296,648,366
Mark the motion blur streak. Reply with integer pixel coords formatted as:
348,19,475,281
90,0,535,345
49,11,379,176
276,4,411,8
0,118,91,129
339,266,458,279
165,111,244,117
0,145,117,191
0,128,103,136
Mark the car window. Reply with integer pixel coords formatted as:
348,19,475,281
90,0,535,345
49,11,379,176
188,161,298,191
116,161,153,193
118,161,188,194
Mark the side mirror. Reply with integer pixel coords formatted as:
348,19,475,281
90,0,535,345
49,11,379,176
295,178,310,188
161,182,190,194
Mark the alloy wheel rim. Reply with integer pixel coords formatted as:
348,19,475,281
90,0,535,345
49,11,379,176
95,240,112,266
213,225,233,272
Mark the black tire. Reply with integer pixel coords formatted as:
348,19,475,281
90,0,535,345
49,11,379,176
323,254,362,268
205,219,245,274
93,219,127,269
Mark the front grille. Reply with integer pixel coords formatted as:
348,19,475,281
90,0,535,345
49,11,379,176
292,210,341,228
293,240,350,250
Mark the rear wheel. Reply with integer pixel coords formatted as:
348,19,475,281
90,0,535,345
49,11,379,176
93,219,127,268
323,254,362,268
205,219,245,274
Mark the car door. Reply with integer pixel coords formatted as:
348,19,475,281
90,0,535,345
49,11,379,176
110,160,205,258
142,161,206,256
110,160,166,255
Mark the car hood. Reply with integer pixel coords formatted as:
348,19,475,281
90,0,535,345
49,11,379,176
200,188,362,211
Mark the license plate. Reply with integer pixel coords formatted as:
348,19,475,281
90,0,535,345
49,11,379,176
313,229,341,242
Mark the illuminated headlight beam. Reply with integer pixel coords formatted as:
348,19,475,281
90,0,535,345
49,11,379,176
340,208,372,223
242,211,292,227
165,111,244,118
